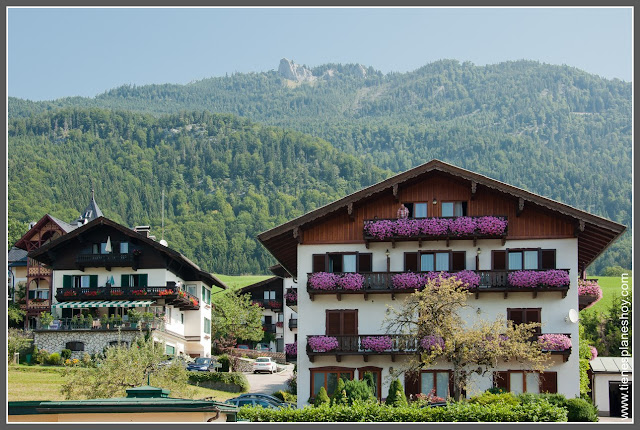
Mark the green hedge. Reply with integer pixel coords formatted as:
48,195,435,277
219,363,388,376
187,371,249,392
238,400,567,422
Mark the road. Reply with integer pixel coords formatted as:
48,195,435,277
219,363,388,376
243,363,295,395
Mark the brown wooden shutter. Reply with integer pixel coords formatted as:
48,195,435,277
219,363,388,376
342,310,358,335
507,308,523,325
404,371,421,398
326,311,341,335
313,254,326,273
448,371,454,398
405,253,418,271
452,252,466,271
539,372,557,393
525,309,541,324
492,250,506,270
541,250,556,269
494,371,509,390
359,253,372,273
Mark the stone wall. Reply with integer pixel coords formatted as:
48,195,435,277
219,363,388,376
34,330,142,359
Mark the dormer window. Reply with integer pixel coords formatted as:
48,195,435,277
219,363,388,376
84,210,92,218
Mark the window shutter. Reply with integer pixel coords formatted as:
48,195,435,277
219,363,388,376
358,253,372,273
404,371,421,398
541,250,556,269
494,371,509,390
121,275,130,288
342,310,358,335
89,275,98,288
452,252,466,271
404,253,418,272
507,308,523,325
312,254,325,273
63,275,72,288
539,372,558,393
326,311,341,335
449,371,455,398
139,274,148,287
525,309,541,324
492,250,506,270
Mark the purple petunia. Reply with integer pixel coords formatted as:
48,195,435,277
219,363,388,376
476,216,509,235
308,336,339,352
285,343,297,356
337,273,365,291
361,335,393,352
507,270,570,288
308,272,339,290
449,217,477,236
364,216,507,240
537,334,572,351
392,272,425,290
420,335,445,352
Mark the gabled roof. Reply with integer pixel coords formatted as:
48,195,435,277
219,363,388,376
258,159,626,278
14,214,76,250
74,188,103,224
27,217,226,290
238,276,282,294
8,246,28,264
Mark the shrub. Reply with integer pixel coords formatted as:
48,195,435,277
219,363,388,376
36,349,50,365
61,349,72,361
47,352,62,365
363,372,375,395
342,378,377,405
565,398,598,422
287,373,297,393
486,387,507,395
187,371,249,392
217,354,230,372
273,390,297,404
330,378,348,406
314,387,330,407
470,392,519,407
385,378,408,407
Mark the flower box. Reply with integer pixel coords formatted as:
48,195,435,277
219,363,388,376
507,270,570,288
364,216,508,240
361,335,393,352
537,334,571,351
285,343,297,356
420,335,445,352
268,300,282,309
132,290,147,296
158,289,174,296
63,290,77,297
110,290,124,296
308,336,339,353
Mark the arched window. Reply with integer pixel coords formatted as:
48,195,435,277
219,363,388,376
65,341,84,351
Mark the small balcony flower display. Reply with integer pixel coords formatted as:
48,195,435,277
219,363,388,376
537,334,572,351
364,216,507,240
178,290,187,298
110,290,124,296
507,270,570,288
395,219,421,236
32,297,46,303
420,335,445,352
308,336,339,353
476,216,509,235
449,216,478,236
276,321,284,328
337,273,365,291
285,289,297,303
578,279,603,309
392,272,424,290
252,300,264,308
449,270,481,289
361,335,393,352
189,297,199,307
85,291,99,297
363,219,396,240
132,289,147,296
285,342,297,356
63,290,77,297
158,289,174,296
308,272,339,290
268,300,282,309
417,217,450,236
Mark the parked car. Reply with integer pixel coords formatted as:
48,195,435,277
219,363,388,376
158,355,188,369
253,357,278,374
226,395,292,409
186,357,221,372
236,344,250,350
236,393,295,408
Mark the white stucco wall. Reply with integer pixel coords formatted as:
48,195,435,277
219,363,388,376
296,238,580,407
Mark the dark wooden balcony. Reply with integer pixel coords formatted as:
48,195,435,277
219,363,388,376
285,288,297,312
307,269,570,300
533,333,572,362
55,284,200,310
306,334,418,362
263,324,276,333
25,299,51,311
289,318,298,330
363,215,508,248
578,278,600,311
76,253,138,271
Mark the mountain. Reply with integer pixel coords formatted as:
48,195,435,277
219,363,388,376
8,59,631,274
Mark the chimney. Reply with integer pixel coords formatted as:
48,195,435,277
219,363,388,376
134,225,151,238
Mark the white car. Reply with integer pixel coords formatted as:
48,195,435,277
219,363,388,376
253,357,278,374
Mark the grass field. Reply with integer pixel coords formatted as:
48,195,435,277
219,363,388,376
582,276,633,316
7,365,239,402
214,274,272,291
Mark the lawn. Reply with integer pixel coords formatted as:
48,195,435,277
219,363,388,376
582,276,633,316
214,274,272,291
7,365,239,402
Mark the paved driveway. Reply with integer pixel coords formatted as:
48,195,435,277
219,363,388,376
243,363,295,395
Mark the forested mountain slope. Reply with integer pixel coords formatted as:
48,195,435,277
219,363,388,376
8,59,631,273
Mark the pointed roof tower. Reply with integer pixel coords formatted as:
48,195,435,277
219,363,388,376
74,183,103,226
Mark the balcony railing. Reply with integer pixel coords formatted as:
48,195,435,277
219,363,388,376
363,215,509,248
76,253,137,269
307,334,418,362
27,266,52,276
307,269,570,300
289,318,298,330
263,324,276,333
35,316,165,332
26,299,51,310
262,299,283,310
307,333,572,362
55,284,200,310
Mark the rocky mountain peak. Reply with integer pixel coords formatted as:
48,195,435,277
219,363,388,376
278,58,316,83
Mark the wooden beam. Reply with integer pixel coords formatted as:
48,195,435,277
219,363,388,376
574,220,586,237
392,183,399,201
348,203,355,221
471,181,477,200
293,227,302,244
516,197,525,217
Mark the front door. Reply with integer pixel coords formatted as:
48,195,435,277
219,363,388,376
609,381,632,417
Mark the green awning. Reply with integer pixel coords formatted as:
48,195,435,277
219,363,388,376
52,300,155,309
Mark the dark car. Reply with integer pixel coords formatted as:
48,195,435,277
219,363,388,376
226,395,291,409
235,394,295,408
186,357,221,372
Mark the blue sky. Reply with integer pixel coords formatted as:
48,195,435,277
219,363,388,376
8,7,633,101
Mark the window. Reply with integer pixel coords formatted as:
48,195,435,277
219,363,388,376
63,275,98,289
204,317,211,334
492,249,557,271
180,313,184,324
312,253,373,273
28,289,49,300
278,313,284,322
494,371,557,394
507,308,541,335
166,345,175,355
326,310,358,335
65,341,84,351
421,371,451,399
442,201,467,217
264,290,276,300
200,286,211,305
403,202,428,218
185,284,196,297
120,274,148,287
540,250,556,269
508,250,538,270
310,367,355,397
166,306,172,321
118,242,129,254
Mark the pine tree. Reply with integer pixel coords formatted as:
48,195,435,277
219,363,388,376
314,386,330,407
385,378,408,407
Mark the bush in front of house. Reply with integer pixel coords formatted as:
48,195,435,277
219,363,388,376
238,399,567,422
46,352,62,365
385,378,408,407
314,387,330,407
469,391,520,407
516,392,597,422
217,354,230,372
61,349,72,361
187,371,249,392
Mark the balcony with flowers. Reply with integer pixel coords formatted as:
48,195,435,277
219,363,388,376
577,279,603,311
306,269,570,300
285,342,297,361
363,216,508,248
285,288,298,312
306,334,419,362
535,333,572,362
